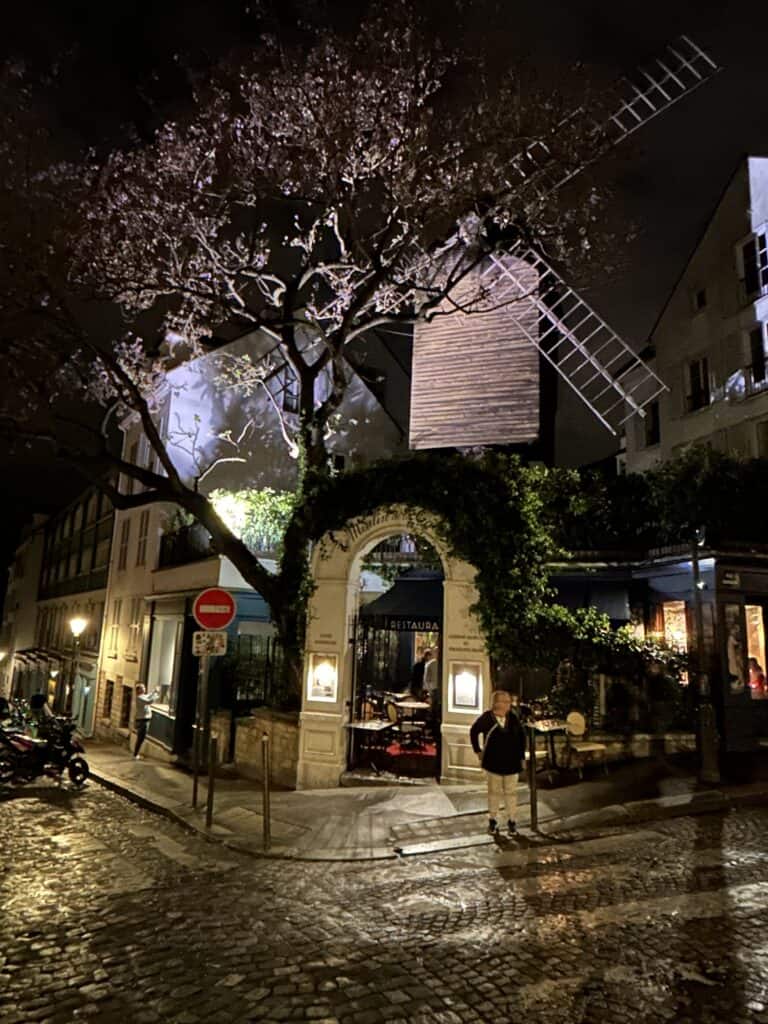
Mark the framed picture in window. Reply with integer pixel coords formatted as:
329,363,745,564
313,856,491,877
307,653,339,703
449,661,481,713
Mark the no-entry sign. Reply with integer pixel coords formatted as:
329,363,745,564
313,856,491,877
193,587,237,631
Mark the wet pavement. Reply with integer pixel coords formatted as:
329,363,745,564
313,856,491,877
85,740,755,859
2,779,768,1023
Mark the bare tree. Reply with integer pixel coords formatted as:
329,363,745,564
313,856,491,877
0,7,621,691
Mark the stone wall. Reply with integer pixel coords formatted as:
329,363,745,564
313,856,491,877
235,709,300,789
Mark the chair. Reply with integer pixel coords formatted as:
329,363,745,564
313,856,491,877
564,711,608,779
360,701,375,722
385,702,425,750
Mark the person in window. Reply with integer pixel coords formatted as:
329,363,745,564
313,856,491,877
133,683,160,759
748,657,766,699
470,690,526,837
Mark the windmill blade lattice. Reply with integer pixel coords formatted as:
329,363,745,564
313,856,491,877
481,247,667,435
503,36,720,203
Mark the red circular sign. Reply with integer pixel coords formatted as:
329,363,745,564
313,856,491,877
193,588,237,630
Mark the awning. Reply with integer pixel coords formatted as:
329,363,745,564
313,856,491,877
359,569,443,631
12,648,58,666
553,580,631,622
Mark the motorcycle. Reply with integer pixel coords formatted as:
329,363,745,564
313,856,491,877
0,715,89,787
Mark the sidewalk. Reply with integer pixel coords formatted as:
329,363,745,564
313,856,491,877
85,740,768,862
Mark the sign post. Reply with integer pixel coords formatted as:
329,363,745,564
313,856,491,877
191,588,236,810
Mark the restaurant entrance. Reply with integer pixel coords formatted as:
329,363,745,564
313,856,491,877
298,506,491,790
347,566,443,779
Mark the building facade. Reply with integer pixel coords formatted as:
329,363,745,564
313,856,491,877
93,327,407,764
625,157,768,473
0,488,113,734
0,516,46,699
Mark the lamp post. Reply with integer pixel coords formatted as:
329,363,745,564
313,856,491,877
68,617,88,720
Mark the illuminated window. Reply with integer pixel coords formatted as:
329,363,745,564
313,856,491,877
662,600,688,652
108,600,122,658
126,598,143,659
745,604,766,700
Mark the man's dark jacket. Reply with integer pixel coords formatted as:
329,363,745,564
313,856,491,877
470,710,526,774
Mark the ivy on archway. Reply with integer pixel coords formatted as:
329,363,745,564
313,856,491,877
291,451,683,684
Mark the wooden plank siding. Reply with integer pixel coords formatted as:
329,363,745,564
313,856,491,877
409,255,540,449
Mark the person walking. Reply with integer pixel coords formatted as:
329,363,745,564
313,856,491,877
470,689,526,836
133,683,159,760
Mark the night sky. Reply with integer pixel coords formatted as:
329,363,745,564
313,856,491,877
1,0,768,592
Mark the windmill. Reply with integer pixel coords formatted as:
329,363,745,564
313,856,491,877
405,35,720,450
256,37,719,452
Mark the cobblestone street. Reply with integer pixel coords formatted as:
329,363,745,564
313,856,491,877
3,783,768,1024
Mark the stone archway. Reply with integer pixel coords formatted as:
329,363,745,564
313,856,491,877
296,506,491,789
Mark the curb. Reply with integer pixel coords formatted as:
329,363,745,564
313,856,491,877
89,767,399,862
89,765,768,864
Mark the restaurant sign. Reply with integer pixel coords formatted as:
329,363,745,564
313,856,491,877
383,617,441,632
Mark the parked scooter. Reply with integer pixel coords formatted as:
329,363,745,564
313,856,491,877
0,696,89,787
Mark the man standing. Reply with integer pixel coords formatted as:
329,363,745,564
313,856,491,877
410,648,432,696
133,683,160,760
470,690,526,836
423,650,438,700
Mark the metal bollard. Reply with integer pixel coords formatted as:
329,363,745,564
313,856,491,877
206,736,217,829
261,731,271,852
528,725,538,831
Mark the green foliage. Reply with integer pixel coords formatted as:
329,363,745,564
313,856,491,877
209,488,295,555
292,451,683,682
563,446,768,552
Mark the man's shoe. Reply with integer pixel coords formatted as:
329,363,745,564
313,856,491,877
487,818,498,835
507,820,517,836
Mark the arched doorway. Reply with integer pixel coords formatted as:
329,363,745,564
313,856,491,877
297,506,491,789
352,536,444,780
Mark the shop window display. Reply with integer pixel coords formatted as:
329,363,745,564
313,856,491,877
745,604,767,699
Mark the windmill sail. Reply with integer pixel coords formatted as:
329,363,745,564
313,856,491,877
504,36,720,204
481,247,666,434
408,36,718,447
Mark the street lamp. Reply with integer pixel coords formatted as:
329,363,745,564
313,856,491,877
68,617,88,718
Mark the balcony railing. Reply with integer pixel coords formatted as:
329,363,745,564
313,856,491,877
158,523,215,570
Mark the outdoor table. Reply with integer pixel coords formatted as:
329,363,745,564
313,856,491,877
531,718,568,771
345,719,392,764
394,699,431,725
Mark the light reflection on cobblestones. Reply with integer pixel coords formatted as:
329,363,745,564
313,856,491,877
2,783,768,1023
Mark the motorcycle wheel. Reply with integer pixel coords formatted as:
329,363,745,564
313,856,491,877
68,756,89,788
0,757,14,784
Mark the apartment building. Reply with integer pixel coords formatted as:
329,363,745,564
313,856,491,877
94,327,407,762
626,156,768,473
